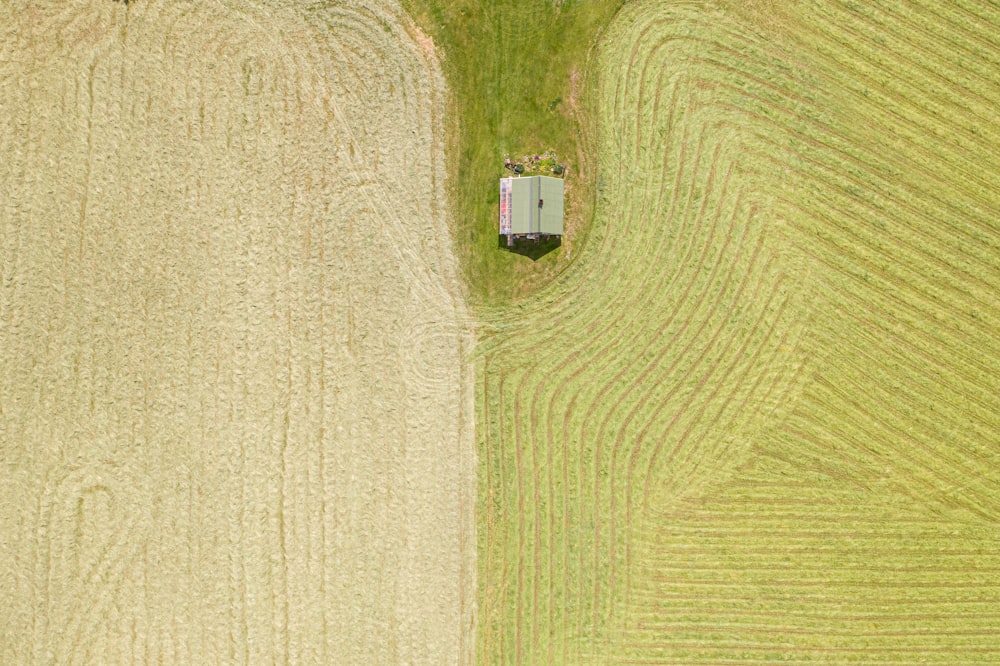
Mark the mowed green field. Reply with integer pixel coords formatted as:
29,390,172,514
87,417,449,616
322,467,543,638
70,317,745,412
476,0,1000,662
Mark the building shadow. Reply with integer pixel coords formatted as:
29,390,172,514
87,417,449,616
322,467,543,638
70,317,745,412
498,235,562,261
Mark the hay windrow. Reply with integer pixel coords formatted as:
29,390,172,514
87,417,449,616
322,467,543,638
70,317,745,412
477,0,1000,662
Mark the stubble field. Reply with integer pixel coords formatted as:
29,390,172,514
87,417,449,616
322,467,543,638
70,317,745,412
477,0,1000,662
0,1,475,663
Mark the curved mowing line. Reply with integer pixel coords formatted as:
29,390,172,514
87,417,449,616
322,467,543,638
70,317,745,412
599,155,743,586
661,60,1000,316
748,144,1000,346
603,177,751,601
660,43,1000,263
586,137,737,617
478,0,1000,661
633,257,792,515
577,114,748,649
704,76,1000,303
621,280,810,634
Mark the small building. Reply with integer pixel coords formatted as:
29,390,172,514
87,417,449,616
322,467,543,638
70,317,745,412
499,175,564,246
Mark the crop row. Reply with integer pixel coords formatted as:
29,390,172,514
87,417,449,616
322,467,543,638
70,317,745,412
477,0,1000,662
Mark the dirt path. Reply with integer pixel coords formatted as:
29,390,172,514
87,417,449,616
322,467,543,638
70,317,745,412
0,1,474,663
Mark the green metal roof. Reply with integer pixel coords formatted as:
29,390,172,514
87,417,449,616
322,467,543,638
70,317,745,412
502,176,564,235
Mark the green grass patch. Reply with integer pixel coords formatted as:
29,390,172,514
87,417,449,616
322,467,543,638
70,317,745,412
400,0,624,305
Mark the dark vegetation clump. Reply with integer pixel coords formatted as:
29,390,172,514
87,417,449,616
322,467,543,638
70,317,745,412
503,151,565,177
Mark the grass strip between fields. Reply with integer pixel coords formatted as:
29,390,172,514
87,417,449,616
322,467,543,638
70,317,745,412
400,0,624,305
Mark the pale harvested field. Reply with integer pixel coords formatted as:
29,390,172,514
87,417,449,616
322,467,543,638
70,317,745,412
0,1,474,664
